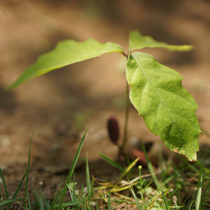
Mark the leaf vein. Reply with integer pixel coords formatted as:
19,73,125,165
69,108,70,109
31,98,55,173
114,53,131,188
132,53,183,141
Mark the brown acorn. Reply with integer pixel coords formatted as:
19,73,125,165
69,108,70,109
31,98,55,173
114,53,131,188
107,116,120,145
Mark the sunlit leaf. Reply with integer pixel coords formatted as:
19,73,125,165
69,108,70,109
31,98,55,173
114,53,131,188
7,38,123,89
129,30,193,51
126,52,200,161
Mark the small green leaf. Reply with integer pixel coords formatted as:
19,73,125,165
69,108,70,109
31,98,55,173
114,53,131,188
7,38,123,89
126,52,200,161
129,30,193,51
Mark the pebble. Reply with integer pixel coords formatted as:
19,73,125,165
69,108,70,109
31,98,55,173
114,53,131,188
49,141,62,152
128,136,141,147
0,165,6,171
204,157,210,167
89,201,96,207
0,135,11,148
80,129,107,143
83,187,88,193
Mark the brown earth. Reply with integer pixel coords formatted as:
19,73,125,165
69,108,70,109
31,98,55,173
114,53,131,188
1,0,210,208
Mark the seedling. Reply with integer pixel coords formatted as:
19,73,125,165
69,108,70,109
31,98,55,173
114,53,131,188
7,30,201,161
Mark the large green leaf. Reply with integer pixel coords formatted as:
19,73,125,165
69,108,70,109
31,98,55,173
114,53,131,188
129,30,193,51
7,38,123,89
126,52,200,161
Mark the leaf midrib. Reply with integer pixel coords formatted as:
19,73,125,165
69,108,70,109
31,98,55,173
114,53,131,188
36,49,123,75
131,53,183,142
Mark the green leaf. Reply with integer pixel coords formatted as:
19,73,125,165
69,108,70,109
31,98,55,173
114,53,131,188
126,52,200,161
129,30,193,51
7,38,124,89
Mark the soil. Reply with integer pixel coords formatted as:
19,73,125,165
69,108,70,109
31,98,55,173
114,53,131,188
1,0,210,209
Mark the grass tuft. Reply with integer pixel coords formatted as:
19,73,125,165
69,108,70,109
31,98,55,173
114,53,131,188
1,131,210,209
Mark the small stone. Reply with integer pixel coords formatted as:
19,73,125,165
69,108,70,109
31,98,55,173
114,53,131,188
83,187,88,193
0,135,11,148
129,136,141,147
89,201,96,207
0,165,6,171
204,157,210,167
49,141,61,152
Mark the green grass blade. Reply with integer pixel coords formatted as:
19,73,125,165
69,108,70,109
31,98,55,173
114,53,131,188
98,152,124,172
200,202,210,207
91,178,94,200
26,186,31,210
95,198,99,210
119,158,139,181
40,188,44,210
60,129,87,203
44,198,51,209
72,174,77,203
188,200,194,210
52,201,80,208
130,187,142,210
86,155,92,200
107,192,111,210
0,168,9,200
79,193,86,208
7,173,27,209
82,197,86,210
68,185,73,202
33,187,40,207
13,173,27,199
50,176,64,206
52,191,63,208
145,191,163,208
161,188,168,210
0,198,25,207
201,181,210,199
195,172,203,210
188,163,200,173
24,131,34,206
141,142,160,189
0,192,2,210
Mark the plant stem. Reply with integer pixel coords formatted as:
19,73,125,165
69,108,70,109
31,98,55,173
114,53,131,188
122,51,128,58
119,81,129,155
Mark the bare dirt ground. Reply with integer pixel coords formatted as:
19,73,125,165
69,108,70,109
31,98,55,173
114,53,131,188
1,0,210,208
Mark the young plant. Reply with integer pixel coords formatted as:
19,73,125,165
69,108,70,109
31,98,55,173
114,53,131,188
7,30,201,161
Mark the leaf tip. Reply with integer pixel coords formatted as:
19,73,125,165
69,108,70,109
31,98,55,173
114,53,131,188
6,83,15,90
174,148,198,162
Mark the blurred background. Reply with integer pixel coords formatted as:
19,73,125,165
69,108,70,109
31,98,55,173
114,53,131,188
1,0,210,186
